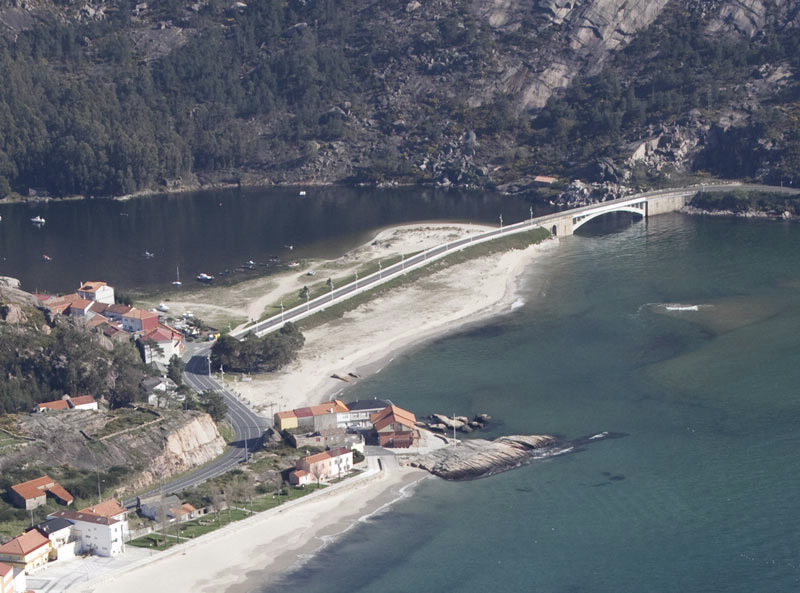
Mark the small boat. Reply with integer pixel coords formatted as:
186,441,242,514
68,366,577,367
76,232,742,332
284,244,294,250
172,266,182,286
287,261,300,268
196,273,215,282
157,303,169,312
42,254,52,262
31,216,45,224
144,251,155,259
298,190,307,196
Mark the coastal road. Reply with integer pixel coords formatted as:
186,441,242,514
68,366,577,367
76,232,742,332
125,343,270,507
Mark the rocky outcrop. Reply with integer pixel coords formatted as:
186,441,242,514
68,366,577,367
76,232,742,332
8,409,226,494
410,434,558,480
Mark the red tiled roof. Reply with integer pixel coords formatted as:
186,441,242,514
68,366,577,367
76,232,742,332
0,530,50,556
11,476,55,500
370,405,416,427
49,510,119,526
78,281,107,293
0,562,11,576
276,411,296,419
123,308,159,320
37,400,70,411
303,447,351,465
70,298,94,310
105,304,132,315
141,323,182,343
294,407,314,418
70,395,96,407
79,498,125,518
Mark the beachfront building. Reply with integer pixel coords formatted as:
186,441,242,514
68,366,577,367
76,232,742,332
9,476,73,510
274,400,350,432
287,428,365,453
48,510,126,557
289,448,354,486
77,281,115,305
371,405,419,448
0,531,51,574
344,399,393,429
78,499,130,543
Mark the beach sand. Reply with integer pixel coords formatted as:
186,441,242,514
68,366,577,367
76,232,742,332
74,461,427,593
69,223,558,593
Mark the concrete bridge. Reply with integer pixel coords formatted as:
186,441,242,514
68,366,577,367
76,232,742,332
235,182,786,338
536,187,696,237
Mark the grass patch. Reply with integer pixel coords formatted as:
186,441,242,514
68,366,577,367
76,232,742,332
128,485,326,550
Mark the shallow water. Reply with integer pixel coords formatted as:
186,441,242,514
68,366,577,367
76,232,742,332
258,212,800,593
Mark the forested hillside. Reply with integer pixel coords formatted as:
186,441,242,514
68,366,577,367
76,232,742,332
1,0,799,199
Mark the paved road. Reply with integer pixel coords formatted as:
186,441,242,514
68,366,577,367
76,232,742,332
124,343,270,506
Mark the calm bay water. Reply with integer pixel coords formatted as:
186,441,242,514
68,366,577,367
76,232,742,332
260,212,800,593
0,186,535,294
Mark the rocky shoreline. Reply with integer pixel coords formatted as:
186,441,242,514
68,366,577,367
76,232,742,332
408,431,626,481
409,434,560,480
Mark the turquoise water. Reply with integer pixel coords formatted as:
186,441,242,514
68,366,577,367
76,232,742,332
263,213,800,593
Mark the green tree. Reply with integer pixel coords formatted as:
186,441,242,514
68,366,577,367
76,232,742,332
197,390,228,422
167,355,185,386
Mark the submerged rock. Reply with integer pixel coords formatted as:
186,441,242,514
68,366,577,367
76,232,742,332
410,434,558,480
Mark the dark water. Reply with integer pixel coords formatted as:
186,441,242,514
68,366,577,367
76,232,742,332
258,213,800,593
0,186,537,295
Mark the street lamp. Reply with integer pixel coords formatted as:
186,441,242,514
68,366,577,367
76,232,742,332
355,271,358,289
207,355,211,376
330,279,335,301
306,292,310,311
280,302,284,323
379,260,382,279
499,214,503,229
529,206,533,224
401,253,405,274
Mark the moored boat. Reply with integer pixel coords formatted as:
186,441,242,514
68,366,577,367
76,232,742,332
196,273,215,282
31,215,45,224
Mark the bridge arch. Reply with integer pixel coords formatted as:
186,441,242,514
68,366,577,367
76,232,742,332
571,202,647,232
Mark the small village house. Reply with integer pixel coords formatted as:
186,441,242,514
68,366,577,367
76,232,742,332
35,395,98,413
121,308,159,333
78,499,130,542
9,476,73,510
138,323,185,366
371,405,419,448
76,281,115,305
289,447,354,486
0,531,50,574
30,518,75,561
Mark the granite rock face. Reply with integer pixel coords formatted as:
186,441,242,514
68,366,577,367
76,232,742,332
410,434,558,480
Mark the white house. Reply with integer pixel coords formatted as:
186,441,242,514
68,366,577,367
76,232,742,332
0,562,26,593
77,281,115,305
48,510,126,557
138,323,184,366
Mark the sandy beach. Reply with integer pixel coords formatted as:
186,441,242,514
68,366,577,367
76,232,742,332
73,459,427,593
68,223,558,593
